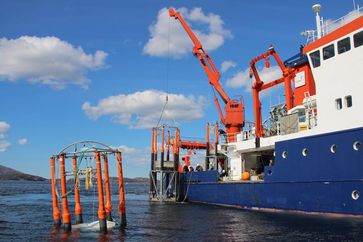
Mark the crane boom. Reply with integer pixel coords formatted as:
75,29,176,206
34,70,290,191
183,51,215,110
169,8,230,104
169,8,245,142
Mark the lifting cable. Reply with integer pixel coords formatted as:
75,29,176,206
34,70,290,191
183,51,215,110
156,15,171,127
156,95,168,127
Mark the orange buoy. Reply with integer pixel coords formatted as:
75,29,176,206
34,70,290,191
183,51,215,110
241,171,250,181
103,154,112,221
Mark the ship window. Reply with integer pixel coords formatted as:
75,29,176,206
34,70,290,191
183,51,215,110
309,50,320,68
353,31,363,48
338,37,351,54
335,98,342,110
323,44,335,60
345,95,352,108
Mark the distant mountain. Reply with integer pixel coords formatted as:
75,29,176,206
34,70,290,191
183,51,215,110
0,165,46,181
124,177,149,183
110,177,149,183
0,164,148,182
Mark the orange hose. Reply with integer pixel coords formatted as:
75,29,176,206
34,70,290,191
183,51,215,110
167,130,170,160
59,154,71,228
161,126,165,153
117,151,126,227
95,152,106,220
72,157,82,224
154,128,158,154
176,128,180,154
173,129,177,155
103,154,112,220
50,157,60,226
151,128,155,153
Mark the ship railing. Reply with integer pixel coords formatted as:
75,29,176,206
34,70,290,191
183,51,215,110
180,136,206,143
302,30,317,45
322,6,363,37
304,6,363,44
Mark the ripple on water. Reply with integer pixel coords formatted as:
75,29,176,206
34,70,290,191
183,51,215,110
1,181,363,241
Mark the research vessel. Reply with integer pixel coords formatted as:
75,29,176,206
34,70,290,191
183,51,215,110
150,4,363,217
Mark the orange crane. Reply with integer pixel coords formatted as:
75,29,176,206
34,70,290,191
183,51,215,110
169,8,244,142
249,46,295,138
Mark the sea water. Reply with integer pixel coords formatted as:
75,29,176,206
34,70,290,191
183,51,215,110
1,180,363,241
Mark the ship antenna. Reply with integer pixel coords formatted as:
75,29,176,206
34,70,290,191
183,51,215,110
312,4,322,39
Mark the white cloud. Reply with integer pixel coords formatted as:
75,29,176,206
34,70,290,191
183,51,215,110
115,145,150,165
0,36,107,89
0,140,11,152
18,138,28,145
220,60,236,73
226,66,282,92
82,89,205,129
143,7,232,58
0,121,10,143
0,121,10,133
0,122,11,152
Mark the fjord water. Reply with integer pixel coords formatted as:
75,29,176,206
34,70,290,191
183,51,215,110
1,180,363,241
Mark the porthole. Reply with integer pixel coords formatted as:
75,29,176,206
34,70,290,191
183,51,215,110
352,190,360,200
353,141,361,151
282,151,288,159
302,148,308,157
330,144,337,153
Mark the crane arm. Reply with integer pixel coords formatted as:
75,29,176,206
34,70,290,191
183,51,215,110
249,46,295,137
169,8,230,105
250,46,294,108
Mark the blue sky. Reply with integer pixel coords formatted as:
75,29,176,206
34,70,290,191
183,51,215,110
0,0,358,178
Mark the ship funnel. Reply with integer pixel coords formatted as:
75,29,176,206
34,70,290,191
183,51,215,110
312,4,322,39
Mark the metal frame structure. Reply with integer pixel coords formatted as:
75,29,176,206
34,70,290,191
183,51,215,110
50,141,126,233
150,126,180,202
149,124,220,202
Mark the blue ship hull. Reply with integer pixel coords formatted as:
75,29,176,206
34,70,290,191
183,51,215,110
180,127,363,216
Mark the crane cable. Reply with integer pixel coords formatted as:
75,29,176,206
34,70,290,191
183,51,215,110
156,95,168,127
156,14,171,127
